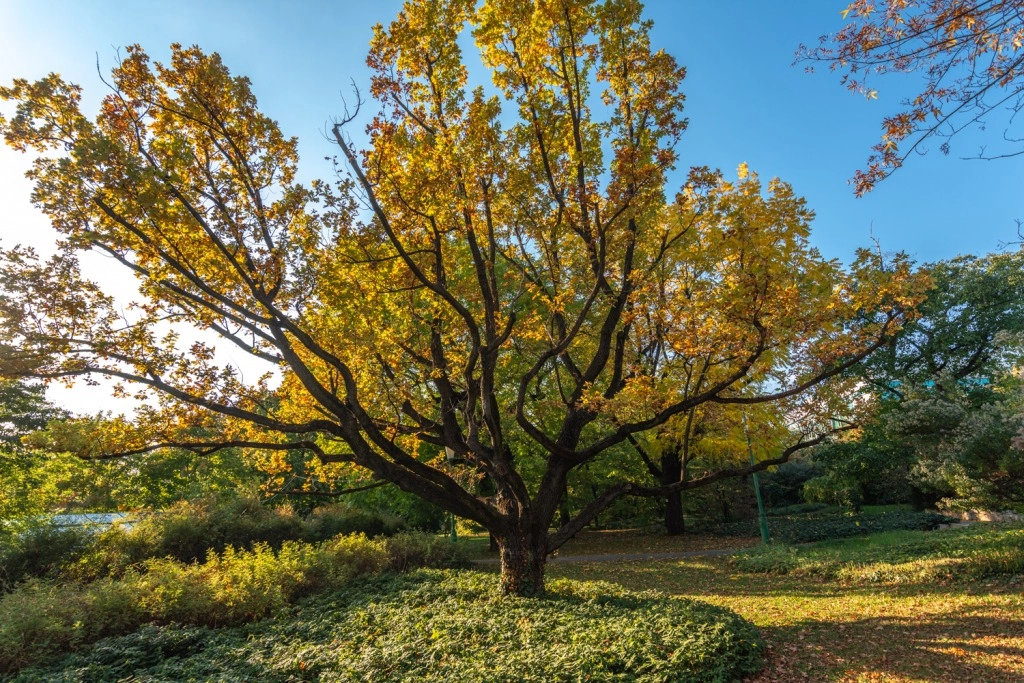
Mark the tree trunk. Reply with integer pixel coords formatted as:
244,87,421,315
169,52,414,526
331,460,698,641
497,530,547,596
719,489,732,522
665,489,684,535
558,482,571,529
662,452,685,535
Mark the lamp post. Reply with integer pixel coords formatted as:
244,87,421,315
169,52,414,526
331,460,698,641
444,447,459,543
743,414,771,545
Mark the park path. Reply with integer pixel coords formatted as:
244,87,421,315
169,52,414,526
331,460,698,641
473,547,738,565
489,521,976,565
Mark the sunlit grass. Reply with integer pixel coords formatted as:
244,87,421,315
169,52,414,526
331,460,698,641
459,529,759,560
550,523,1024,682
734,522,1024,583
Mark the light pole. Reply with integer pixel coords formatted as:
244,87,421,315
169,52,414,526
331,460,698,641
444,447,459,543
743,414,771,544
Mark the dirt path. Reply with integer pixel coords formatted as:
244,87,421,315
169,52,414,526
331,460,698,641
474,546,740,565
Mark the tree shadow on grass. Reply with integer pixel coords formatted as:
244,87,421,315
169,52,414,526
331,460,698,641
749,612,1024,682
552,557,857,598
555,555,1022,599
551,558,1024,681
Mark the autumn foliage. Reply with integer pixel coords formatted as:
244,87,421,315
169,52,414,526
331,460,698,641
0,0,926,594
801,0,1024,193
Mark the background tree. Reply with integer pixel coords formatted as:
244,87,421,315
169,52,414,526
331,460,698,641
0,383,264,518
628,401,823,534
805,251,1024,511
800,0,1024,194
883,383,1023,510
0,1,924,595
860,251,1024,396
0,379,66,451
0,379,68,519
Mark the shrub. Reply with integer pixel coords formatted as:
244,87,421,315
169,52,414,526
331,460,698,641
803,472,865,510
302,504,405,542
764,502,830,517
0,519,92,590
0,577,146,671
64,498,413,583
319,533,390,582
732,523,1024,585
136,495,304,564
62,496,307,581
697,509,954,544
4,497,474,595
384,531,472,572
0,531,469,672
759,459,823,508
13,571,765,682
6,496,431,588
64,522,159,582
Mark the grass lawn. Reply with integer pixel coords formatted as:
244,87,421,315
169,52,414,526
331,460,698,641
547,524,1024,682
458,529,760,559
5,519,1021,681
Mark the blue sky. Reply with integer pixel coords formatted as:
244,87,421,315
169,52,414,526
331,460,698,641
1,0,1022,411
2,0,1021,261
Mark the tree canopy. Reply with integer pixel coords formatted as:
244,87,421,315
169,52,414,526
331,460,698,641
820,250,1024,511
0,0,925,594
860,250,1024,398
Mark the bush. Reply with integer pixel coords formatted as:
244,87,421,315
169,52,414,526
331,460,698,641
384,531,472,572
12,571,765,683
732,523,1024,584
803,472,865,510
7,496,428,587
317,533,391,582
0,519,92,590
697,509,954,544
759,459,823,508
0,577,145,671
67,496,311,580
0,531,469,672
764,502,830,517
302,504,405,542
64,522,159,582
136,495,304,564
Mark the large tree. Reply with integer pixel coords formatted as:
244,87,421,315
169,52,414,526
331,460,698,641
0,0,924,595
800,0,1024,194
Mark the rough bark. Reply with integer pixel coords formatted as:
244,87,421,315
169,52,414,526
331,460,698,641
497,529,548,596
662,452,685,535
664,489,684,535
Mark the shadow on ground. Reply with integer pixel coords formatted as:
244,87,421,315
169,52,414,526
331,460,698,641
550,556,1024,682
749,612,1024,682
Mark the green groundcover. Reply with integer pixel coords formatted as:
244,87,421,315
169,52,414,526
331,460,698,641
10,569,764,682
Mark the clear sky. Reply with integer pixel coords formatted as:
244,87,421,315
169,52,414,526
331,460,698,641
1,0,1022,412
